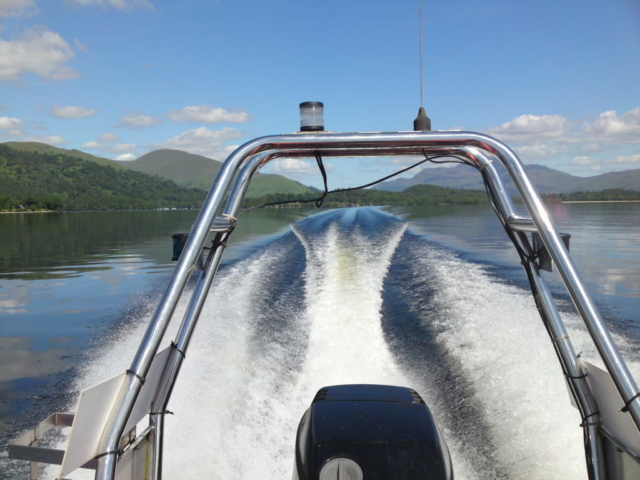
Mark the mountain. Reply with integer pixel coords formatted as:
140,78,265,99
373,163,640,194
0,144,205,211
3,142,128,170
114,149,220,190
115,149,314,197
4,143,314,198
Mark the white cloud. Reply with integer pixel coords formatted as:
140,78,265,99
582,108,640,143
513,143,572,161
97,132,120,142
114,153,137,161
0,0,38,18
272,158,316,175
81,140,101,149
51,105,98,118
570,156,598,166
166,104,254,124
486,114,570,144
485,107,640,170
488,108,640,148
82,139,136,154
0,116,23,129
117,111,161,128
570,153,640,170
0,29,80,82
271,158,335,179
66,0,153,11
154,126,244,159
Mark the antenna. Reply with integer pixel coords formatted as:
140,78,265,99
419,0,424,108
414,0,432,131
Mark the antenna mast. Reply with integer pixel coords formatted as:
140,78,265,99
419,0,424,108
414,0,432,131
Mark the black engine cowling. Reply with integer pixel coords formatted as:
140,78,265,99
294,384,454,480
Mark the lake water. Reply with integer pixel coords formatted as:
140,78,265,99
0,203,638,479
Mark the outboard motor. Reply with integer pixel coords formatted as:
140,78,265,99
294,385,453,480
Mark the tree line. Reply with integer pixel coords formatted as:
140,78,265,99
0,145,207,211
541,189,640,203
241,184,490,208
2,144,637,212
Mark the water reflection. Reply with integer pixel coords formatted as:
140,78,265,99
1,205,638,464
389,203,639,325
554,203,640,300
0,208,308,440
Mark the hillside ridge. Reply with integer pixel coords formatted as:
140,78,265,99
3,142,315,198
373,162,640,193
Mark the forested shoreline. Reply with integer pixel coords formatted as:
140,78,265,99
240,184,490,208
2,144,639,212
541,190,640,203
0,145,206,211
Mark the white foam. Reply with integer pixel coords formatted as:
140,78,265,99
48,210,640,480
409,244,587,480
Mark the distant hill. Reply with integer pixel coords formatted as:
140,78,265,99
0,144,205,211
3,143,315,199
3,141,128,170
115,149,314,197
115,149,220,189
373,163,640,194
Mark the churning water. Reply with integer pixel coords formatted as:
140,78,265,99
48,207,639,479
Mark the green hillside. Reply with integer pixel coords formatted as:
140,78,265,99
115,149,314,197
115,149,221,189
3,142,128,170
0,144,205,211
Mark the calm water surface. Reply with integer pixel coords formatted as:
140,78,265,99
394,202,640,330
0,203,638,478
0,209,303,445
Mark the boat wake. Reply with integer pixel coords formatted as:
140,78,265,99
53,207,636,479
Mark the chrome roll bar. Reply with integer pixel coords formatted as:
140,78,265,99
94,131,640,480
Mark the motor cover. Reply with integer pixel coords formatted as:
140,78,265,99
293,384,453,480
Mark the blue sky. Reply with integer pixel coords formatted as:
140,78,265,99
1,0,639,189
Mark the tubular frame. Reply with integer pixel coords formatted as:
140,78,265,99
93,131,640,480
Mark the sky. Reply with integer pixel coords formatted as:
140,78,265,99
1,0,639,189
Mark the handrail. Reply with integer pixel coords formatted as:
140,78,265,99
94,130,640,480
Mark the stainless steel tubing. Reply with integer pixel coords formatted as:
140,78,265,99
461,148,519,218
95,131,639,479
480,135,640,430
459,148,538,233
472,148,604,478
526,259,605,479
506,216,537,232
225,152,276,216
149,234,230,480
96,138,256,479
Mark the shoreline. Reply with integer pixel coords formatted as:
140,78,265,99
561,200,640,204
0,208,200,214
3,200,640,213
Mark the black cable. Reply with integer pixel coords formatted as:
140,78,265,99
237,151,469,218
314,151,329,207
621,392,640,413
331,152,467,193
